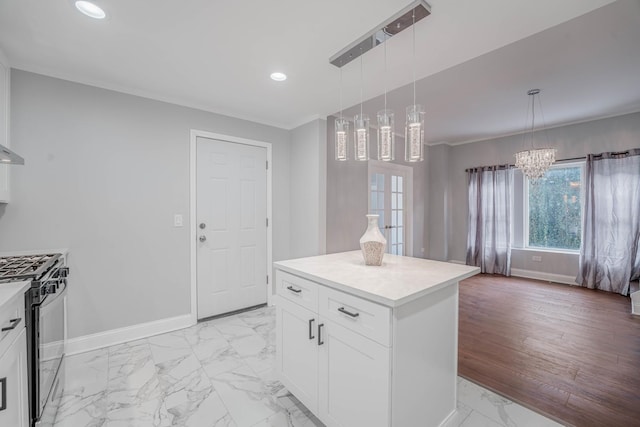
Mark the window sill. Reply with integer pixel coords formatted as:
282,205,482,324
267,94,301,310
513,247,580,256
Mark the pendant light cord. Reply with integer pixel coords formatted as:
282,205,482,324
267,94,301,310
360,49,364,117
384,32,387,111
412,10,416,107
339,65,343,120
530,93,536,149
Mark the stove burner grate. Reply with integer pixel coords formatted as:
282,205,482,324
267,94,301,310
0,254,61,281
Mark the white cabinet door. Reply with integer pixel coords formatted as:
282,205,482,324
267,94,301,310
318,320,390,427
275,296,319,414
0,328,29,427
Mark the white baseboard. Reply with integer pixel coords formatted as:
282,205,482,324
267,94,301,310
631,290,640,316
448,260,577,285
66,314,194,356
509,268,577,285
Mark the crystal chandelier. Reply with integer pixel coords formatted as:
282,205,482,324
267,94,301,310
514,89,557,181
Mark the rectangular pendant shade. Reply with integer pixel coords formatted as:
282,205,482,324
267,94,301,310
335,117,350,161
354,114,370,161
405,105,424,162
377,109,395,161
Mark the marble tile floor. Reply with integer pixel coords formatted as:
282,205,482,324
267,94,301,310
54,306,563,427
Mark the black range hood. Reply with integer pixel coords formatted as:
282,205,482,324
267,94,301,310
0,143,24,165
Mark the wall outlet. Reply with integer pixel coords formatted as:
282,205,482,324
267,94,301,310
174,214,183,227
531,255,542,262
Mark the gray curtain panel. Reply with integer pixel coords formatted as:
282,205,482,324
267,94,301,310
466,166,513,275
577,149,640,295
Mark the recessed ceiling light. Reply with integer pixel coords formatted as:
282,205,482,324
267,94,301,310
270,72,287,82
75,1,106,19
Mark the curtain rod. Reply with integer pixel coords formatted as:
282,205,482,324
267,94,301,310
464,150,636,173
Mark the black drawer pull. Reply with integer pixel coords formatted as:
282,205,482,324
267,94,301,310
286,285,302,294
308,319,315,340
338,307,360,318
0,377,6,411
1,318,21,332
318,323,324,346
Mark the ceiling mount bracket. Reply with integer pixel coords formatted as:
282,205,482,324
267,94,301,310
329,0,431,68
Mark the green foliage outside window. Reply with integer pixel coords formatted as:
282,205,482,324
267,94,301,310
528,166,582,250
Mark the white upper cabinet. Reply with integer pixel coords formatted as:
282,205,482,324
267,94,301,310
0,49,10,203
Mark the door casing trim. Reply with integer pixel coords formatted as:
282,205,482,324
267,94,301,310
190,129,273,324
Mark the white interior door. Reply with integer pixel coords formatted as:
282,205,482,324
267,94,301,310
368,161,413,256
196,137,267,319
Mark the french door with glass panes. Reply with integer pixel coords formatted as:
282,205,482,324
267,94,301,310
368,161,413,256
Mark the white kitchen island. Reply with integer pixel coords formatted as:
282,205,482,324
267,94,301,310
273,251,480,427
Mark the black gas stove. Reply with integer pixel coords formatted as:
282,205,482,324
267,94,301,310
0,253,68,427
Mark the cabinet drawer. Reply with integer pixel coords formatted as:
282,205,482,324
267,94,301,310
276,270,318,312
0,293,23,349
319,286,391,347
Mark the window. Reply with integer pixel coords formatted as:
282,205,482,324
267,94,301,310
525,163,583,251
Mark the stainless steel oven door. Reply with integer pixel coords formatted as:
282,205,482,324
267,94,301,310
36,279,66,421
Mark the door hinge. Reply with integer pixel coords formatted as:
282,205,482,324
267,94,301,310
266,218,269,227
266,160,269,170
266,275,269,284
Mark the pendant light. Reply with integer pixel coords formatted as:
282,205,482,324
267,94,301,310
514,89,557,181
405,10,425,162
354,51,370,161
377,31,394,161
335,64,350,161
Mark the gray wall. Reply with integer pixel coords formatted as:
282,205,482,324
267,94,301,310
325,116,427,257
426,144,450,261
290,119,327,258
0,70,291,339
445,111,640,277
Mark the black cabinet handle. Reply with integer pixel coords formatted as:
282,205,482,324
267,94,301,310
308,319,315,340
0,377,6,411
338,307,360,318
1,318,21,332
286,285,302,294
318,323,324,346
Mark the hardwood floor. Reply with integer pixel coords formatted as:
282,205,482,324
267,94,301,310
458,274,640,427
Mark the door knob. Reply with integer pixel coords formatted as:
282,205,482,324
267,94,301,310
199,223,206,229
199,235,206,242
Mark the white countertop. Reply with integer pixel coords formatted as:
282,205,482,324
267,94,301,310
274,251,480,307
0,280,31,310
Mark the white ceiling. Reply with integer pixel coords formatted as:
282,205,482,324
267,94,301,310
0,0,637,143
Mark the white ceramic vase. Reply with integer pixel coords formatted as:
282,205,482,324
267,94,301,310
359,214,387,266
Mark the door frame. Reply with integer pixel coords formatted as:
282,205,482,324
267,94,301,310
367,160,413,257
190,129,273,324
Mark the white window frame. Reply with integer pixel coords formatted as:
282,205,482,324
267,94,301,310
523,161,585,254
